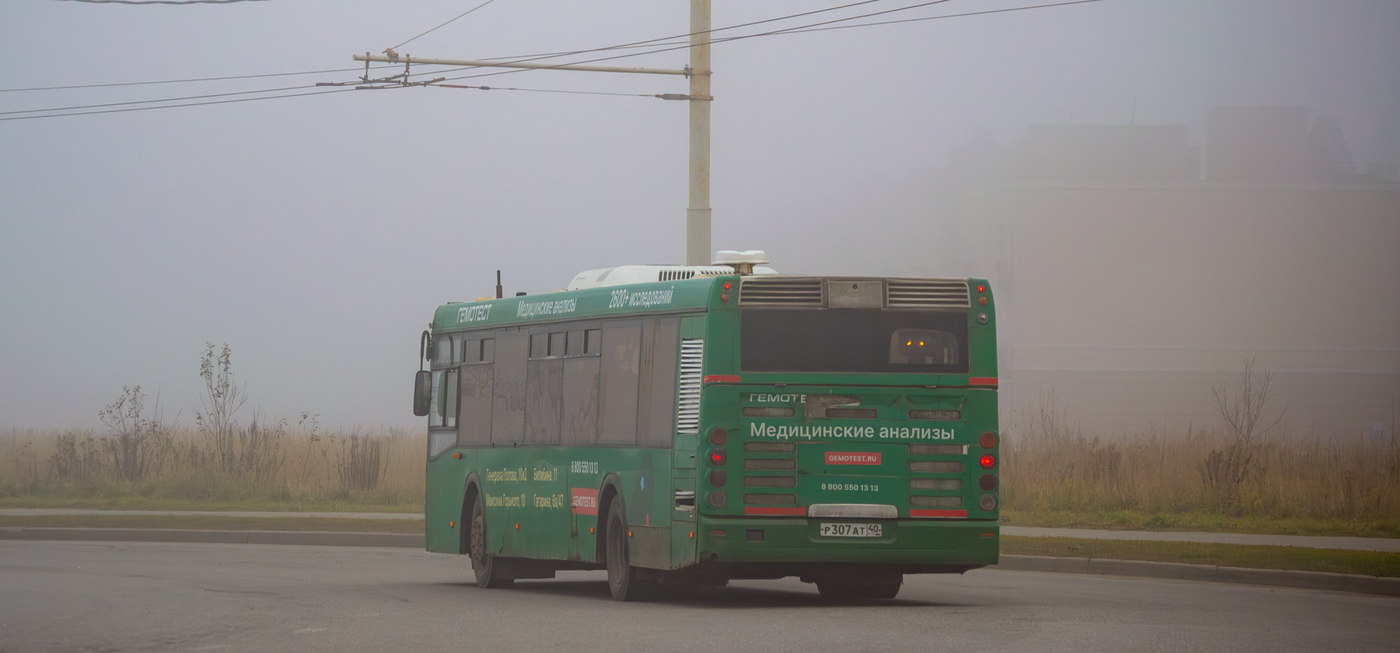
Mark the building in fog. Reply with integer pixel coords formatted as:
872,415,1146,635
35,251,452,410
940,107,1399,438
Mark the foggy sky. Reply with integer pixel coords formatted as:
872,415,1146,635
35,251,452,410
1,0,1397,430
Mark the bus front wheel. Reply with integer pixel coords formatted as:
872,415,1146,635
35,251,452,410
469,492,513,589
604,494,651,602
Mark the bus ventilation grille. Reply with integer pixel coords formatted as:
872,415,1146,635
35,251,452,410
886,279,970,309
659,267,732,282
738,277,824,307
676,338,704,434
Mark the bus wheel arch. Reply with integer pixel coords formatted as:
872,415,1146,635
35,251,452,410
460,474,480,556
595,475,623,566
603,492,652,601
467,487,512,588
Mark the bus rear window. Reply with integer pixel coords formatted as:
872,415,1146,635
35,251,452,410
741,310,969,374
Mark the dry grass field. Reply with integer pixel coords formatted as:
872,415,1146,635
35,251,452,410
0,424,426,511
3,354,1395,532
1000,394,1400,535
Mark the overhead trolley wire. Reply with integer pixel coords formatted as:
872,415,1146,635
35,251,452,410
0,83,319,116
386,0,502,53
427,0,1098,85
0,65,397,94
3,0,1107,120
0,87,356,121
366,0,941,86
772,0,1106,35
401,0,896,82
427,0,962,83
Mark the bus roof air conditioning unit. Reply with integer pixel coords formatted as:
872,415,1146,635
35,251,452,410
566,252,777,291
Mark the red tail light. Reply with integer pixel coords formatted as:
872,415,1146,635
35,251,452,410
709,427,728,445
980,454,996,469
710,449,727,466
979,431,998,449
703,375,741,384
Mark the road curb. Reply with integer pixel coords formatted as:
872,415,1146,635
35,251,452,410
4,528,1395,597
994,554,1400,597
0,527,424,549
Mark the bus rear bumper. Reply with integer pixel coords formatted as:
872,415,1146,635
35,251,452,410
693,516,998,576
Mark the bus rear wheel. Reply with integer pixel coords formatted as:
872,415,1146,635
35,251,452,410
816,580,902,602
469,493,512,589
604,494,652,602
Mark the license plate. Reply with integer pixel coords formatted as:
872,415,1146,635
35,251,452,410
819,523,883,538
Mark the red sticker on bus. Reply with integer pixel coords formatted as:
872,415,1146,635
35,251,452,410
825,452,882,465
570,488,598,515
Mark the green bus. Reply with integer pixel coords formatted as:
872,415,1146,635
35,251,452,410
414,264,1000,601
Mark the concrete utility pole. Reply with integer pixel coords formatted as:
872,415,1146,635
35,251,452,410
353,0,714,266
686,0,712,266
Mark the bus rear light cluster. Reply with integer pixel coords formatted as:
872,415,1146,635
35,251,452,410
707,491,727,508
825,408,877,419
708,428,728,445
911,478,961,490
743,476,797,488
708,470,728,487
909,444,963,456
743,493,797,505
978,474,998,491
910,461,963,473
710,450,727,466
979,494,997,511
742,407,794,418
979,431,998,449
743,459,797,471
744,442,796,453
980,454,996,469
910,409,961,421
910,495,962,507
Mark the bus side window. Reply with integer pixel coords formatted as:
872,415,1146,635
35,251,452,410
459,363,493,446
435,335,453,367
481,338,495,363
561,354,600,444
491,330,527,444
530,333,548,359
598,321,641,445
428,370,444,428
442,369,458,429
637,317,679,448
525,356,563,444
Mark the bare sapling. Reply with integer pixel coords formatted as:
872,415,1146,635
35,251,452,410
97,385,175,482
337,429,385,491
194,343,283,481
195,343,247,477
1201,358,1288,501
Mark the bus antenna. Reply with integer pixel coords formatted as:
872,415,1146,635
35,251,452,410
496,270,503,299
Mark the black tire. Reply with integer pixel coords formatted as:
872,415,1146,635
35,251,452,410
816,580,901,602
469,492,513,589
604,494,651,602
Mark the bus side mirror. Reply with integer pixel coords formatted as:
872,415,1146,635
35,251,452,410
413,370,432,417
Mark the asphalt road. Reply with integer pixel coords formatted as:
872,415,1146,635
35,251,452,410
2,541,1395,653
